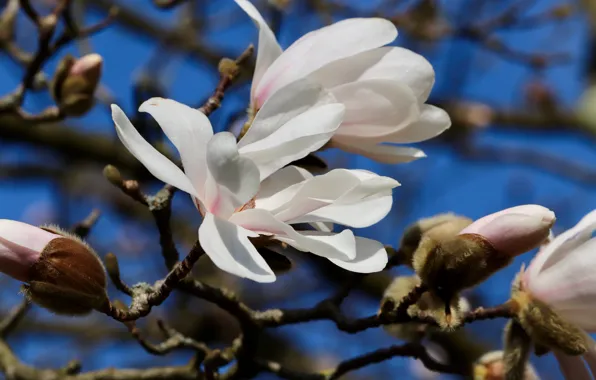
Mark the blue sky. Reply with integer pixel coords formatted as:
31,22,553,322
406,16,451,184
0,0,593,378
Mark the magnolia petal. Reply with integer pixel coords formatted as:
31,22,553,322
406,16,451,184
331,139,426,163
310,221,334,232
256,166,313,212
459,205,555,257
229,209,355,260
233,0,283,98
0,220,56,281
530,238,596,327
331,79,420,139
239,103,345,180
380,105,451,144
281,230,357,261
289,193,393,228
309,46,435,103
206,132,260,218
335,169,400,202
198,213,275,283
526,209,596,283
139,97,213,199
239,79,336,148
256,18,397,104
328,236,388,273
111,104,199,197
553,351,592,380
270,169,364,221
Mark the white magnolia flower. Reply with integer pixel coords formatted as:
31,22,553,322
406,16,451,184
234,0,451,163
111,97,399,282
521,210,596,379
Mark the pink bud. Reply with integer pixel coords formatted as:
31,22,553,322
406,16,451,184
459,205,556,257
69,53,103,80
0,220,57,282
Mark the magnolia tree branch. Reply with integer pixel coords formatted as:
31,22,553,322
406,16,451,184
0,0,580,379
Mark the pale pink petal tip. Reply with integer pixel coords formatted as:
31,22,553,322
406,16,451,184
0,220,57,281
69,54,103,76
460,205,555,257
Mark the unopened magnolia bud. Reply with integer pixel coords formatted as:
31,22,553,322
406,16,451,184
476,348,539,380
103,164,123,185
218,58,238,79
381,275,470,335
401,213,472,267
459,205,555,257
52,54,103,116
510,271,590,356
413,205,555,307
0,220,108,315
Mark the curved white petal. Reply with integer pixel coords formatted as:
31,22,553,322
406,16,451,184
229,209,355,260
111,104,199,197
281,229,357,261
328,236,388,273
139,97,213,200
239,103,345,180
268,169,363,221
331,139,426,163
206,132,260,218
335,169,400,202
380,104,451,144
256,166,313,211
530,238,596,327
526,209,596,284
553,351,592,380
239,79,336,147
289,192,393,228
198,213,275,283
255,18,397,105
331,79,420,139
234,0,283,98
309,46,435,103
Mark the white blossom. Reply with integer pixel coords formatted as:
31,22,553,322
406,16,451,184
111,97,399,282
522,209,596,379
234,0,451,163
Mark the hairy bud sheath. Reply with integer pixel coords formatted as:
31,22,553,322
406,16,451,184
400,213,472,268
51,54,103,116
381,275,470,333
0,220,108,315
510,271,591,356
413,205,555,307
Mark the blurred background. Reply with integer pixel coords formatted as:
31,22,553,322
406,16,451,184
1,0,595,378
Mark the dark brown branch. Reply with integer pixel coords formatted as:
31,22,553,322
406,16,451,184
256,342,464,379
101,241,205,321
71,209,101,238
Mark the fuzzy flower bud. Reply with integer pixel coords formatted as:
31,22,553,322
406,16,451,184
400,213,472,267
51,54,103,116
413,205,555,308
0,220,108,315
510,270,591,357
475,349,539,380
381,275,471,334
